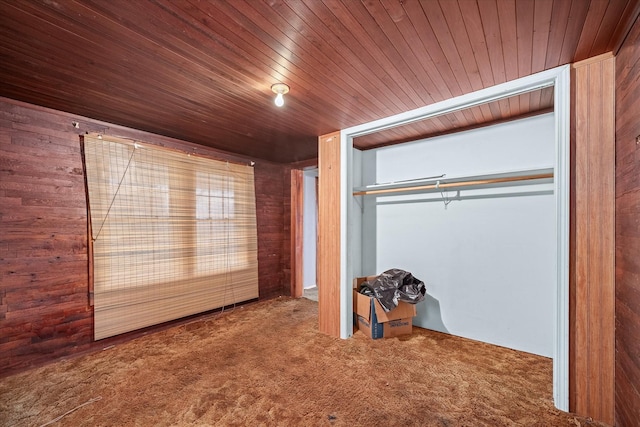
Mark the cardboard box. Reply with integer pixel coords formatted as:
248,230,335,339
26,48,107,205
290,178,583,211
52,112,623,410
353,276,416,339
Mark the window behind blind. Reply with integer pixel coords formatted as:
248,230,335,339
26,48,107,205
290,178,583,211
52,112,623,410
82,134,259,340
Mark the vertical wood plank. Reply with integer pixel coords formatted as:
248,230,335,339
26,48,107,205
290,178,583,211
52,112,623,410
317,131,341,337
571,62,589,413
614,14,640,427
544,0,572,69
572,0,609,61
559,0,591,64
599,57,616,423
570,55,616,425
290,169,304,298
497,0,520,115
530,0,553,74
477,0,505,85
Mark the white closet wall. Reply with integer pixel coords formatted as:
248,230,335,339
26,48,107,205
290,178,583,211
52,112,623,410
357,113,556,357
302,169,318,289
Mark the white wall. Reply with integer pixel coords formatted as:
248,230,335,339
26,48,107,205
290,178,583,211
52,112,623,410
302,169,318,289
358,113,556,357
351,149,363,279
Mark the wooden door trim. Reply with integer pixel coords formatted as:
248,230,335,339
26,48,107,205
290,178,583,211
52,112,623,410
290,169,304,298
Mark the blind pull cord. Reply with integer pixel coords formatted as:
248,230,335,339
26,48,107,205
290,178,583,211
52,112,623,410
93,145,137,241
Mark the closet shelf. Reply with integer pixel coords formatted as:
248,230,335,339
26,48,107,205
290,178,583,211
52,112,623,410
353,167,554,196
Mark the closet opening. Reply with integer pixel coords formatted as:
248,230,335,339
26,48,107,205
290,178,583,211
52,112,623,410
356,112,556,358
334,66,570,411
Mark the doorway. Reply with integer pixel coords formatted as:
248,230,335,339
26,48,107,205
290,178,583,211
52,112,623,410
302,168,319,301
290,167,319,301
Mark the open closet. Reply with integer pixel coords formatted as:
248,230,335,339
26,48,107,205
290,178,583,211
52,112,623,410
354,113,556,357
317,66,570,410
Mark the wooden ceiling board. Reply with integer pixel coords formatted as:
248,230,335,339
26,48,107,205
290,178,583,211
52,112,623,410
290,1,416,114
401,0,462,100
340,1,431,109
461,1,496,89
0,0,636,162
477,1,511,121
1,4,261,131
516,0,535,81
277,1,412,120
441,0,496,122
307,0,416,114
574,0,612,60
3,0,326,160
354,86,555,149
357,0,462,130
544,0,572,68
531,0,554,74
85,0,344,134
211,1,346,109
576,0,637,59
377,0,447,100
390,0,474,130
478,0,506,83
495,0,521,116
559,1,592,64
611,0,640,52
261,2,395,117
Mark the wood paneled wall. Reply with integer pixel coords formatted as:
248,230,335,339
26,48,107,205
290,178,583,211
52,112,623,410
282,165,293,296
0,97,290,376
0,99,92,375
615,14,640,427
254,161,291,299
317,132,341,337
570,54,616,425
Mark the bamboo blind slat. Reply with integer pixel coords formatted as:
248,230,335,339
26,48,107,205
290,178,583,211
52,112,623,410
83,135,259,340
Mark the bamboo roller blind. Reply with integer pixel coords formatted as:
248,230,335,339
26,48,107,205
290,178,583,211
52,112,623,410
83,135,259,340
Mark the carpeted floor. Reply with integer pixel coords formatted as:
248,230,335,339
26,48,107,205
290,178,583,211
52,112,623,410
0,297,608,426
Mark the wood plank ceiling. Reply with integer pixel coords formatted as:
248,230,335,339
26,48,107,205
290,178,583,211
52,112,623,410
0,0,637,163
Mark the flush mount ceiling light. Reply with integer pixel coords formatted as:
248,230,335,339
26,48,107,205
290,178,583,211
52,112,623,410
271,83,289,107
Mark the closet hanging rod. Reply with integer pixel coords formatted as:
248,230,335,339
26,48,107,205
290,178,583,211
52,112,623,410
353,172,554,196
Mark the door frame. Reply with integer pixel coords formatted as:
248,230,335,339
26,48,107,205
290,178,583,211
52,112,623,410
290,162,319,298
336,65,570,411
290,168,304,298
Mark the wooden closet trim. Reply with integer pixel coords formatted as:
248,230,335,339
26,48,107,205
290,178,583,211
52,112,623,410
569,54,616,425
317,131,342,337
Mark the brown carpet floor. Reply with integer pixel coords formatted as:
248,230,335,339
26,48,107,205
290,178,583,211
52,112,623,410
0,297,608,426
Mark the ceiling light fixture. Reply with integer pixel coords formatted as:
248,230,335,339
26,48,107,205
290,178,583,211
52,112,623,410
271,83,289,107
